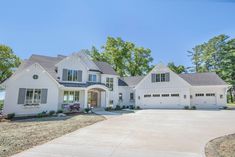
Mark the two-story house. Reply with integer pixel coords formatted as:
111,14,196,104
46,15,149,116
3,52,229,116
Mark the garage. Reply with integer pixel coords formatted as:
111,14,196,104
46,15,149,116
193,93,217,108
141,93,182,108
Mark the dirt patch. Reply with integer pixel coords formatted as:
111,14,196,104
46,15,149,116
205,133,235,157
0,114,105,157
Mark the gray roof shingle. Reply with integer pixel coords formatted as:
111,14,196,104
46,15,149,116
118,76,145,87
179,72,227,86
94,61,118,75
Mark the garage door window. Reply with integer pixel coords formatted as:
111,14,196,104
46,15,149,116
171,94,179,97
153,94,160,97
144,94,151,97
161,94,169,97
195,93,204,97
206,93,215,96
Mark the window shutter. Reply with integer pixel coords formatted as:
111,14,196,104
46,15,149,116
77,70,82,82
41,89,48,104
62,69,68,81
151,74,156,82
166,73,170,82
17,88,26,104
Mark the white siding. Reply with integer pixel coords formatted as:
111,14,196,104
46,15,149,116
135,64,191,108
3,63,59,116
118,86,135,106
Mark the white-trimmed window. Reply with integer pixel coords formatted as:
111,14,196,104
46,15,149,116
161,94,169,97
119,93,123,101
106,78,114,91
63,91,80,103
195,93,204,97
206,93,215,96
171,94,179,97
25,89,41,104
144,94,151,97
88,74,97,82
152,73,170,82
130,93,134,100
153,94,160,97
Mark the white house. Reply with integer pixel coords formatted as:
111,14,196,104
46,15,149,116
3,52,229,116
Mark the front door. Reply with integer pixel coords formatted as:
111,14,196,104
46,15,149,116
88,91,98,107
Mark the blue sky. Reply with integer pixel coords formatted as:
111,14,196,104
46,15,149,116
0,0,235,68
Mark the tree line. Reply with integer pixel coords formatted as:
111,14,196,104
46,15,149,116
0,34,234,102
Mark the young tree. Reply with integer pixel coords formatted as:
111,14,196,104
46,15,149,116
167,62,186,74
90,37,153,77
0,45,21,83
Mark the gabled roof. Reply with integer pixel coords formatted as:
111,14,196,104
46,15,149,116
94,61,118,75
14,53,117,81
118,76,145,87
179,72,227,86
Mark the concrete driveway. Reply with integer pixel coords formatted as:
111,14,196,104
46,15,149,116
13,110,235,157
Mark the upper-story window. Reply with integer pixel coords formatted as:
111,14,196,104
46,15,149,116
62,69,82,82
152,73,170,82
88,74,97,82
106,77,114,91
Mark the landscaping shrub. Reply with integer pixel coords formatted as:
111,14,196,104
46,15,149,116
56,109,63,114
223,106,228,109
84,108,91,113
6,113,15,119
49,110,55,116
126,105,129,109
115,105,121,110
184,106,189,110
136,106,141,110
122,105,126,109
105,107,112,111
191,106,197,110
129,105,134,109
37,111,48,118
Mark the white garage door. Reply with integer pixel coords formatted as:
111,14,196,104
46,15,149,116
142,93,181,108
194,93,216,107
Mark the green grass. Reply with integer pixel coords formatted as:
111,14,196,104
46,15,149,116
227,103,235,108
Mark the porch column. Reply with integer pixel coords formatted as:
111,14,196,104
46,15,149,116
84,89,88,108
105,91,109,107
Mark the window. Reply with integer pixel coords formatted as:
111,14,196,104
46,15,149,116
220,95,223,99
106,78,114,91
130,93,134,100
161,73,166,82
156,74,161,82
153,94,160,97
152,73,170,82
195,93,204,97
63,91,80,103
190,95,193,99
64,69,81,82
25,89,42,104
206,93,215,96
88,74,97,82
119,93,123,101
161,94,169,97
68,70,73,81
144,94,151,97
171,94,179,97
184,95,187,99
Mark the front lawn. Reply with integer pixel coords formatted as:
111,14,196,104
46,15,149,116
0,114,105,157
205,133,235,157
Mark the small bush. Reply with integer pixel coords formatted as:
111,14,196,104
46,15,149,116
223,106,228,110
191,106,196,110
122,105,126,109
57,109,63,114
49,110,55,116
105,107,112,111
184,106,189,110
126,105,129,109
84,108,91,113
37,111,48,118
6,113,15,119
136,106,141,110
115,105,121,110
129,105,134,109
